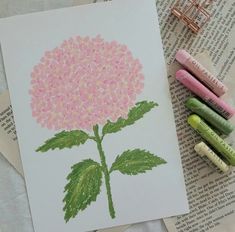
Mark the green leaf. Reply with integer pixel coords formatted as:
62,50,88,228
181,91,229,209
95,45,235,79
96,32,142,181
102,101,158,136
36,130,90,152
110,149,166,175
63,159,102,222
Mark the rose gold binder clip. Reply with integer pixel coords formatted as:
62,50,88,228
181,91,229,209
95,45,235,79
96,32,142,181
171,0,213,33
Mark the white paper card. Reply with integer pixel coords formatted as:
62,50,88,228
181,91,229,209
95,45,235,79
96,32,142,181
0,0,189,231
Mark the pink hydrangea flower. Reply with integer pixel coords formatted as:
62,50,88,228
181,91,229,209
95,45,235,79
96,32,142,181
30,35,144,131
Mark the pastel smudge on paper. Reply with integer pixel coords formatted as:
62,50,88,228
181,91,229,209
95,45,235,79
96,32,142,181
30,35,144,131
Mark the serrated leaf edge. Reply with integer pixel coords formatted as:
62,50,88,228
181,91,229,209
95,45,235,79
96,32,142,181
110,149,167,175
102,101,158,136
63,159,103,222
36,130,90,152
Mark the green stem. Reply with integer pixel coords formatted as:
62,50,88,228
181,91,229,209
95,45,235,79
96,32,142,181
93,125,115,218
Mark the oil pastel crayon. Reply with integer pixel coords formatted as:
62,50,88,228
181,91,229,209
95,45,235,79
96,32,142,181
194,142,230,173
186,97,234,135
176,69,235,119
175,49,227,96
188,114,235,166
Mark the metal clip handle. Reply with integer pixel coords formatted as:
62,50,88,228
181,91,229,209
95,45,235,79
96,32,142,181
171,0,213,33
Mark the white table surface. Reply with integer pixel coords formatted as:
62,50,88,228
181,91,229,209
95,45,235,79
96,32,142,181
0,1,168,232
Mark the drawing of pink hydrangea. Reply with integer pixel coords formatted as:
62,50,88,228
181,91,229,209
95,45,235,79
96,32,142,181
30,35,166,222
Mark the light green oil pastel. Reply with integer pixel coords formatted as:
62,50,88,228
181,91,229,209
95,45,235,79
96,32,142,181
188,114,235,166
186,97,234,135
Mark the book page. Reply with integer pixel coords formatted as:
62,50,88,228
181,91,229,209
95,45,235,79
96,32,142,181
164,54,235,232
157,0,235,231
0,90,23,175
98,225,131,232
